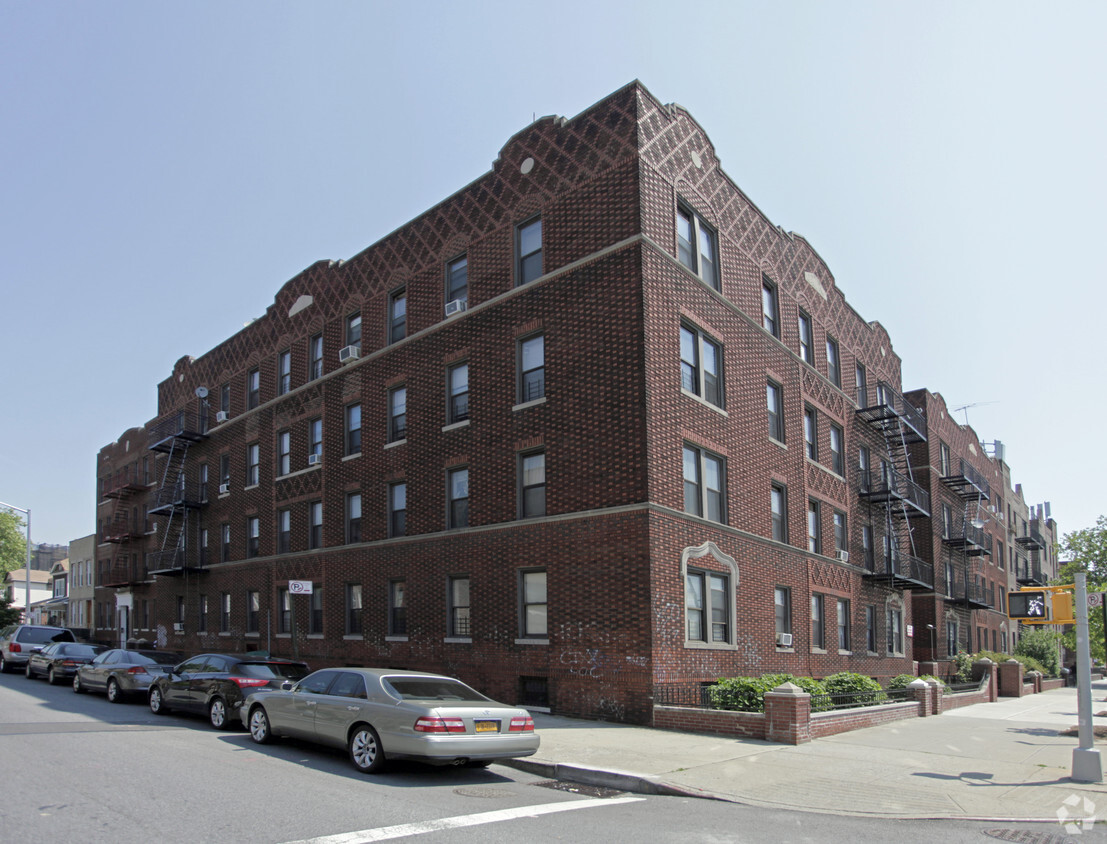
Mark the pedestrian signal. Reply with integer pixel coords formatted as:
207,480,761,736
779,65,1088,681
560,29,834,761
1008,590,1050,620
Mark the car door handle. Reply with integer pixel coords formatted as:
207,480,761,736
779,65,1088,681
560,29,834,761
346,706,360,712
305,701,316,707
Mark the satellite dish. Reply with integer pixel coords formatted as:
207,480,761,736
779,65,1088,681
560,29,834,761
195,386,209,399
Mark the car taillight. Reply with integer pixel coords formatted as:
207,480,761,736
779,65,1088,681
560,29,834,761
413,716,466,733
230,677,271,689
126,666,149,675
9,643,20,653
508,716,535,732
61,660,80,668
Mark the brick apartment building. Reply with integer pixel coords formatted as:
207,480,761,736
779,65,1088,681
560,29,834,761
93,82,1055,723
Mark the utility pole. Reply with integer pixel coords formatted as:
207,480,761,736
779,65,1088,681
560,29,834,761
1072,573,1103,782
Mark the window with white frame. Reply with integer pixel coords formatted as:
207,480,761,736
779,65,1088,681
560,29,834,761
686,568,730,643
388,388,406,443
277,430,290,476
683,445,725,523
826,337,841,387
346,403,362,454
518,334,544,403
520,569,547,638
866,605,877,652
771,483,788,542
246,517,259,558
887,606,904,654
278,350,291,395
309,334,323,380
346,493,361,544
446,255,468,304
837,598,850,651
346,583,362,635
519,451,545,518
389,580,406,635
247,368,260,410
448,467,469,529
676,204,719,290
277,509,290,554
389,289,406,343
833,510,847,553
804,406,817,460
775,587,792,642
761,276,779,337
811,593,825,649
308,417,322,461
516,217,543,286
680,323,723,408
448,362,469,424
389,482,406,537
829,424,844,475
308,501,322,549
798,311,813,364
807,500,822,554
346,312,362,349
246,443,259,486
767,380,784,442
855,363,867,407
449,575,470,637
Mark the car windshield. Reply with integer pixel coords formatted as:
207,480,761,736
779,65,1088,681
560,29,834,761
238,662,311,681
134,651,183,666
64,644,106,658
383,677,491,702
17,627,74,645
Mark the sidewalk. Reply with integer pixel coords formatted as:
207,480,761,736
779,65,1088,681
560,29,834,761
508,680,1107,821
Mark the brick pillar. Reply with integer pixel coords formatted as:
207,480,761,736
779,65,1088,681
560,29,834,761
929,678,944,715
973,658,998,702
908,678,931,716
765,682,811,745
1027,670,1042,694
998,659,1024,697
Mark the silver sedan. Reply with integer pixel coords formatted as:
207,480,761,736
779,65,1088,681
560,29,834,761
240,668,539,773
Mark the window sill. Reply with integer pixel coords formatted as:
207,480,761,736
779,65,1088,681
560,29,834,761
811,647,827,655
775,646,795,653
683,641,738,651
514,638,549,645
277,464,320,481
680,388,728,417
769,436,786,450
442,420,470,433
244,483,259,491
218,632,232,637
444,637,472,644
276,633,291,639
307,634,323,640
384,439,406,450
385,635,409,642
838,649,853,656
245,632,259,638
342,452,362,462
512,397,546,412
343,634,363,641
218,493,230,500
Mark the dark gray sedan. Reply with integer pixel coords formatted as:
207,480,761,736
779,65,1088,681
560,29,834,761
25,643,107,684
241,668,539,773
73,649,183,702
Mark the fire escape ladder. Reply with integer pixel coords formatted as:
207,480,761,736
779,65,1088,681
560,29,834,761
146,410,207,576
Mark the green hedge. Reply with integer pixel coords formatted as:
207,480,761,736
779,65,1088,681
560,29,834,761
822,671,886,705
709,673,831,713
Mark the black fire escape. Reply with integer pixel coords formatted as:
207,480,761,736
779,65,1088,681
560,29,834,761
1016,521,1047,586
146,411,207,576
941,459,993,609
101,467,146,587
856,382,934,591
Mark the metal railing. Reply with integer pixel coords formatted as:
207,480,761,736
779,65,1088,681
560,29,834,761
810,687,912,712
858,465,931,515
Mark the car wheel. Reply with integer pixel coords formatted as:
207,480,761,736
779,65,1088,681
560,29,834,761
47,667,59,685
0,657,8,674
208,697,231,730
248,707,273,744
348,724,385,774
149,686,169,715
25,662,34,679
107,678,122,703
73,673,86,694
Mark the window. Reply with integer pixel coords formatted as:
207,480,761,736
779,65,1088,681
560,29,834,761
866,606,877,652
277,430,290,476
446,255,468,304
856,363,867,407
246,443,259,486
277,509,291,554
807,500,822,554
220,383,230,415
309,334,323,380
309,588,323,635
946,620,958,657
798,311,813,364
448,362,469,423
345,583,362,635
676,205,719,290
277,588,290,634
246,517,259,558
939,441,951,476
771,483,788,543
278,350,291,395
389,289,406,343
220,593,231,633
346,312,362,349
837,599,850,651
346,403,362,454
519,451,546,518
942,504,952,539
811,594,825,650
683,445,725,523
308,501,322,549
680,324,723,407
686,569,730,644
198,594,208,633
775,587,792,642
761,276,779,337
826,337,841,387
389,580,406,636
176,596,186,625
766,380,784,442
388,388,406,443
833,510,847,553
887,607,904,654
862,525,874,569
247,591,260,634
829,424,844,475
804,407,818,460
247,368,260,410
516,216,543,286
142,456,150,485
518,334,545,402
220,454,231,489
309,417,322,461
449,576,470,637
199,528,209,567
346,493,361,544
389,483,406,537
859,445,871,492
520,569,547,638
448,468,469,529
199,464,209,502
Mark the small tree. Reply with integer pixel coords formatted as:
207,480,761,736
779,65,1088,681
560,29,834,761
1056,515,1107,663
1013,628,1061,677
0,511,27,577
0,593,21,628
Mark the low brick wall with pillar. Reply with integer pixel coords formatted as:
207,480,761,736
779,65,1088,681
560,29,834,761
998,659,1025,697
764,682,811,745
909,678,932,716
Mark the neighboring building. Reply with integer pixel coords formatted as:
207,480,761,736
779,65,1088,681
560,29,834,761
93,82,1056,722
67,534,96,634
3,568,51,621
30,543,67,572
31,558,70,626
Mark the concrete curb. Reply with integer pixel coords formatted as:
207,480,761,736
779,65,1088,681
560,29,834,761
503,758,727,801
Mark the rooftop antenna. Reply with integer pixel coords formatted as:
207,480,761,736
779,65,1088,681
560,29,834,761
952,401,998,426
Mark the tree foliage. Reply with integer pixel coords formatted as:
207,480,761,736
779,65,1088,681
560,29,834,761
0,511,27,576
1056,515,1107,664
0,592,20,628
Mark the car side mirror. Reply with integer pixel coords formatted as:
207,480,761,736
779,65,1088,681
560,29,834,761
281,680,294,691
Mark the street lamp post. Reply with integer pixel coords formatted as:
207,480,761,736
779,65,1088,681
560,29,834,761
0,501,32,622
926,623,936,663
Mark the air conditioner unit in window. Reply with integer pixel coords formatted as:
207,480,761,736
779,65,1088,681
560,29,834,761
339,344,361,363
173,623,184,634
776,632,793,647
308,453,322,466
215,411,229,423
836,549,850,563
218,483,230,495
444,298,468,317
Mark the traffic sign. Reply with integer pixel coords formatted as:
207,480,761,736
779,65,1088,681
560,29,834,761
289,580,313,594
1008,590,1049,620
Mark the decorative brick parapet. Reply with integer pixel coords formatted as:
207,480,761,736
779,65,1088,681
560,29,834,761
998,659,1025,697
764,682,811,745
652,705,766,740
908,678,932,716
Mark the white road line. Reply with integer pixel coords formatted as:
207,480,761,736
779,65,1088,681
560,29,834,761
279,796,646,844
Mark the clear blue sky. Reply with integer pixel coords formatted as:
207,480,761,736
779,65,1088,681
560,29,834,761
2,2,1103,547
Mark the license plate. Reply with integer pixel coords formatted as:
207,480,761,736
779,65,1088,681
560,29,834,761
474,720,499,733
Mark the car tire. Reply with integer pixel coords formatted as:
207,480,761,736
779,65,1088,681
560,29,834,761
348,724,385,774
248,706,273,744
0,657,8,674
107,678,122,703
208,697,230,730
73,673,86,694
47,667,59,685
149,686,169,715
25,662,34,679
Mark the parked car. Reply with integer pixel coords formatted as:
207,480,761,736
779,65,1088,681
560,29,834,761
0,624,78,673
148,653,310,729
74,649,184,702
25,642,108,684
241,668,539,773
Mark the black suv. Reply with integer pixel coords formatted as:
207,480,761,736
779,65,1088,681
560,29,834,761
148,653,310,729
0,624,78,674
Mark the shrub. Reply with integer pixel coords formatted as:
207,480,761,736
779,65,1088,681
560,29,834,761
1014,628,1061,677
822,671,886,705
887,673,949,693
708,673,829,712
952,650,974,683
